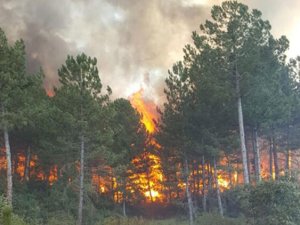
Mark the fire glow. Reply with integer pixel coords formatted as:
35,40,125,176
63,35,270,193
129,89,164,202
130,89,158,134
0,148,58,185
2,91,299,205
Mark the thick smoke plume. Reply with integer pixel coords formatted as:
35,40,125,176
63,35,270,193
0,0,299,103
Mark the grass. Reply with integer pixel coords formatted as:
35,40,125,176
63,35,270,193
102,214,245,225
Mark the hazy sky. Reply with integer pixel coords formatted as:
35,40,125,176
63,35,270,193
0,0,299,103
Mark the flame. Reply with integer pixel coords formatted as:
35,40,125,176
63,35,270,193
16,154,26,177
128,152,164,202
0,149,58,185
145,190,159,199
129,89,164,202
2,100,300,206
130,89,158,134
46,88,54,97
92,173,107,193
48,165,58,185
218,175,229,190
0,148,6,170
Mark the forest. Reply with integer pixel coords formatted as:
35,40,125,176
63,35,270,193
1,1,300,225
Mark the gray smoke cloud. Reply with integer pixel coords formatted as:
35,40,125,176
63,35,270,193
0,0,299,103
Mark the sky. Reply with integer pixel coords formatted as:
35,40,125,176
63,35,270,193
0,0,300,104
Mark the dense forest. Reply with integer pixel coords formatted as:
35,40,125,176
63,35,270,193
1,1,300,225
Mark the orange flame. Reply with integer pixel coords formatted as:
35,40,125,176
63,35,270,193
46,88,54,97
129,89,164,202
130,89,158,134
0,148,58,185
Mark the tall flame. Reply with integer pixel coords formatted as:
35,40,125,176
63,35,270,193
129,89,164,202
130,89,158,134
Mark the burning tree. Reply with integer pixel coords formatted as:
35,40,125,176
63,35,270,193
129,89,165,204
1,1,300,223
107,98,147,216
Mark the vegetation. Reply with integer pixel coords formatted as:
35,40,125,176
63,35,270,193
248,180,300,225
1,1,300,225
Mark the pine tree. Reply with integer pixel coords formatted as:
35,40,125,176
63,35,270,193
0,28,39,205
107,98,146,216
55,53,111,225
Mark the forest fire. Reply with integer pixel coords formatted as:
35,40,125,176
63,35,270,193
2,2,300,223
0,148,58,185
129,89,164,202
89,89,164,203
86,89,300,203
1,92,300,205
130,89,158,133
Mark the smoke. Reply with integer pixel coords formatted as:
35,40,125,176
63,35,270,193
0,0,299,102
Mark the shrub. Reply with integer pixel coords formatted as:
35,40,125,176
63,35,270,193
0,195,29,225
248,180,300,225
223,185,252,217
103,216,147,225
196,213,246,225
0,196,12,225
2,205,12,225
47,213,76,225
11,215,29,225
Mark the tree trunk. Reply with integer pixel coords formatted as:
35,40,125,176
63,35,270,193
122,178,127,217
164,171,172,202
269,137,273,180
24,146,31,182
207,163,213,212
146,168,153,203
285,125,290,175
201,156,207,213
253,128,261,183
246,134,251,183
272,137,279,180
184,158,194,225
227,157,233,188
4,127,13,206
196,162,200,196
77,135,85,225
236,69,249,184
192,162,196,199
235,162,239,184
122,199,126,217
285,149,290,171
213,159,223,217
111,175,115,201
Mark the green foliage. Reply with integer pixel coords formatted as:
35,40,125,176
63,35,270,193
0,196,11,225
1,1,300,224
0,195,6,209
108,98,146,167
248,180,300,225
0,195,29,225
148,219,187,225
103,216,146,225
13,191,43,224
2,205,12,225
11,215,29,225
0,27,31,130
100,215,245,225
196,213,246,225
223,185,252,217
102,216,188,225
224,181,300,225
47,213,76,225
